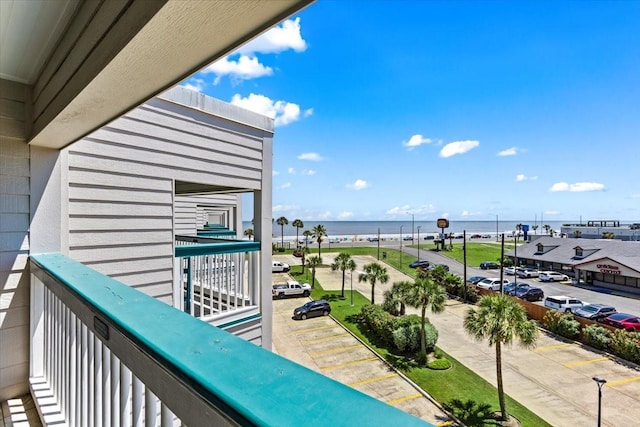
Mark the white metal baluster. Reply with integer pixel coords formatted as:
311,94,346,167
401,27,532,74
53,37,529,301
111,353,121,426
132,376,144,427
82,325,95,426
69,311,76,426
208,255,214,316
145,388,158,427
102,344,111,427
55,296,61,409
44,288,51,383
121,364,132,427
94,337,103,427
160,403,173,427
65,306,72,420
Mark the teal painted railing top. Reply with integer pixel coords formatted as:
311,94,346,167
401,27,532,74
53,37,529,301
197,230,238,237
174,240,260,257
30,253,432,427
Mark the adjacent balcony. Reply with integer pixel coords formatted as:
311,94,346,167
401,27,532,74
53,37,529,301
29,253,431,426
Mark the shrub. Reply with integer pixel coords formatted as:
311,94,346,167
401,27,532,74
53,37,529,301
543,311,580,339
360,304,394,346
427,358,451,370
583,325,611,350
423,322,439,352
609,329,640,364
391,316,422,353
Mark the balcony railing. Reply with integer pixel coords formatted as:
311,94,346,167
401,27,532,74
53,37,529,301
174,236,260,324
29,253,431,426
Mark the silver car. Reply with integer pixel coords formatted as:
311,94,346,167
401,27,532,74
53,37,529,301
574,304,617,320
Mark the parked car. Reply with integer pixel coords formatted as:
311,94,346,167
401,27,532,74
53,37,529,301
480,261,500,270
424,235,435,240
403,235,413,241
517,268,540,278
409,260,430,269
292,300,331,320
504,266,516,275
272,260,290,273
427,263,450,272
467,275,486,285
366,236,379,242
476,278,510,291
515,286,544,302
503,282,530,296
574,304,617,320
470,234,482,239
601,313,640,332
544,296,585,313
539,271,569,282
327,237,340,243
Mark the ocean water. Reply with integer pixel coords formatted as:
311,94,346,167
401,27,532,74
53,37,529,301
243,220,569,239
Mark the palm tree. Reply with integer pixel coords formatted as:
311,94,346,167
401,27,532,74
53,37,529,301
463,294,538,422
406,276,446,361
384,281,412,315
330,252,356,299
358,262,389,305
532,224,538,235
302,230,312,249
573,230,582,238
276,216,288,248
307,255,322,289
243,228,254,240
292,219,304,247
298,246,310,274
543,224,551,236
312,224,327,256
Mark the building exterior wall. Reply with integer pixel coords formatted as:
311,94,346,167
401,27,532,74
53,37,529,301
0,79,30,400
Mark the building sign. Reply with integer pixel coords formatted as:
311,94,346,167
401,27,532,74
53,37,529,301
597,263,621,275
437,218,449,228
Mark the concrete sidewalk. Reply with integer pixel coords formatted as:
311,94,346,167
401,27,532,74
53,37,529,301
274,253,640,427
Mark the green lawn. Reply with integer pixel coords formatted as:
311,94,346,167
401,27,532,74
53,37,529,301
288,264,550,426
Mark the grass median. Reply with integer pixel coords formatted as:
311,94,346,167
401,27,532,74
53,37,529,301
290,263,550,427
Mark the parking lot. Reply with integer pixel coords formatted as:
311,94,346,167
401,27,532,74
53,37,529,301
273,253,640,427
271,295,453,426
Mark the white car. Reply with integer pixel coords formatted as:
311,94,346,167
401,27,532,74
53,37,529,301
539,271,569,282
504,267,516,275
517,268,540,278
476,278,510,291
544,296,585,313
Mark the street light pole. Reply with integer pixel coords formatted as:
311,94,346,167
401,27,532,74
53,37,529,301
350,269,353,306
593,377,606,427
417,226,421,261
496,214,499,242
411,213,415,242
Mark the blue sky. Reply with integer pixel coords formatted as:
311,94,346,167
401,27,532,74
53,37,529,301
182,1,640,222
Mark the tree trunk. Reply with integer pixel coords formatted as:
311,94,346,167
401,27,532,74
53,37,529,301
311,270,316,289
341,271,345,297
496,341,508,421
371,283,375,304
420,306,427,356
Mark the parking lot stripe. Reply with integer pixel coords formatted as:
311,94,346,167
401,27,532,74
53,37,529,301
320,357,378,372
294,324,339,333
387,393,423,405
564,357,609,368
606,375,640,387
532,343,576,352
301,333,349,343
349,373,398,387
309,344,361,357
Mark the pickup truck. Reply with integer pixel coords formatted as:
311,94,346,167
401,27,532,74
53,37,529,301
272,260,291,273
272,280,311,298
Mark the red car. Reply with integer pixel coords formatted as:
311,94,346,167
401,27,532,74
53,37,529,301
601,313,640,332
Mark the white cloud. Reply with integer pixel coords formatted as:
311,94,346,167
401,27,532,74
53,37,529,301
346,179,369,190
386,205,412,215
412,204,437,215
279,182,291,189
287,167,296,174
236,18,307,56
516,174,538,182
318,211,332,220
549,182,605,192
180,78,205,92
230,93,311,126
461,210,484,217
204,56,272,84
338,211,354,219
439,140,480,158
403,134,432,150
301,169,316,176
498,147,519,156
544,210,561,216
298,152,323,161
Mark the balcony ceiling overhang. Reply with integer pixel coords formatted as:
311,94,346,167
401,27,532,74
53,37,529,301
0,0,312,149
